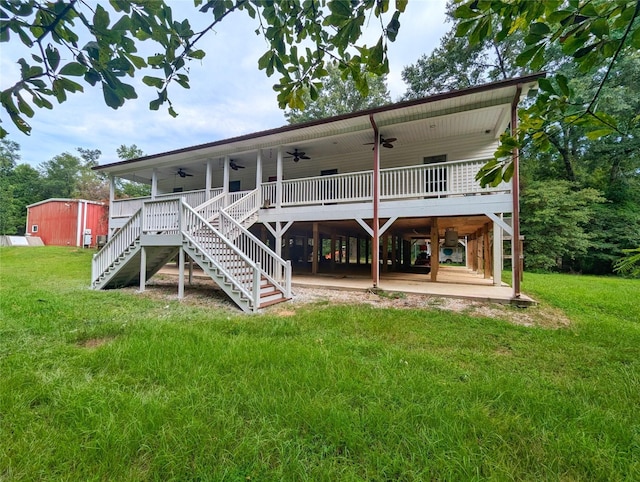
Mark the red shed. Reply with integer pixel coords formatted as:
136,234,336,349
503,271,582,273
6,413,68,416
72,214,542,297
26,198,109,247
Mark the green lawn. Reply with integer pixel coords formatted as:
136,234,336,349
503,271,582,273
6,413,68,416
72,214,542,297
1,247,638,481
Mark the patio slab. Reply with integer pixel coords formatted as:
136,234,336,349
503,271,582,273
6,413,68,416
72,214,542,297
158,264,535,306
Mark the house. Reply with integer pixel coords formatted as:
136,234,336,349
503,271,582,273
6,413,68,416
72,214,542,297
26,198,108,247
92,74,542,312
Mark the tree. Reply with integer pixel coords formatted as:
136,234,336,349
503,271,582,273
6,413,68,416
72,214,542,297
285,63,391,123
520,181,604,271
455,0,640,187
116,144,144,161
402,25,525,99
115,144,150,198
0,139,43,234
38,152,83,199
0,139,21,234
0,0,407,137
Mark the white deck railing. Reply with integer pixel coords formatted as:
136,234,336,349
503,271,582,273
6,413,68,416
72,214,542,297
260,158,506,208
92,209,142,285
111,159,507,222
111,188,224,219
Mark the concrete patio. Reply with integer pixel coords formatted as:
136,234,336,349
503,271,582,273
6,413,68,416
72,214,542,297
158,264,535,306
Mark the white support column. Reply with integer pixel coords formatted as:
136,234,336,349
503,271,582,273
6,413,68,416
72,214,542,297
205,160,213,200
178,248,185,299
255,150,263,203
493,219,503,286
139,246,147,292
276,147,283,208
151,168,158,200
223,156,230,196
109,175,116,205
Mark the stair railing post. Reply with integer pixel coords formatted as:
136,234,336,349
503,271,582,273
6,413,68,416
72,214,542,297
91,254,97,287
285,260,292,298
253,262,261,312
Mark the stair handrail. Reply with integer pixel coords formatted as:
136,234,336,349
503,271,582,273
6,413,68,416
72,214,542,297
194,191,227,222
91,208,142,286
181,201,259,303
218,209,292,298
222,188,260,227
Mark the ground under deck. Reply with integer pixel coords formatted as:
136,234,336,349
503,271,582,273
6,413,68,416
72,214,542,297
157,264,534,305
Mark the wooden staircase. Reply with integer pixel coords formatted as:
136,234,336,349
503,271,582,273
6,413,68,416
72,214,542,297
92,191,291,312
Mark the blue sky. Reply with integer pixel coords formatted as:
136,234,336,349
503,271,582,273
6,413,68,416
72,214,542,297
1,1,449,168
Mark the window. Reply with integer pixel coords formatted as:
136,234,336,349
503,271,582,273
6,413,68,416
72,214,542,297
32,225,38,233
423,154,447,164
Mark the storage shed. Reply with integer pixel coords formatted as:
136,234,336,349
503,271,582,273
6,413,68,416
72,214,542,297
25,199,108,247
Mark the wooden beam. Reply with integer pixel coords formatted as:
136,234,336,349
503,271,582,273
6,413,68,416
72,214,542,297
430,217,439,282
483,223,491,279
493,220,502,286
312,222,319,274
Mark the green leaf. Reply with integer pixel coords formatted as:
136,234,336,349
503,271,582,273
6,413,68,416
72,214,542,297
630,25,640,48
58,62,87,76
16,94,34,118
591,18,609,38
94,4,111,31
188,49,205,60
328,0,352,19
386,11,401,42
556,74,570,96
537,78,556,95
142,76,163,88
529,22,551,36
103,83,122,109
585,128,613,140
45,44,60,71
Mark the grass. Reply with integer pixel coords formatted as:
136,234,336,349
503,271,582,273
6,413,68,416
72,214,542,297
1,247,639,480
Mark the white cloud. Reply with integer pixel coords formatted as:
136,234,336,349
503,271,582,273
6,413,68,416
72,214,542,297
1,1,448,168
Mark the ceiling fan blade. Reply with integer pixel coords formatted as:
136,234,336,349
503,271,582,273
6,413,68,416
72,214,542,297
300,155,310,160
383,143,394,148
383,137,397,143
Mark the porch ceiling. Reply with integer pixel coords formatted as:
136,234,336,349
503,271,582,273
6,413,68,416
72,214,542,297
98,74,542,184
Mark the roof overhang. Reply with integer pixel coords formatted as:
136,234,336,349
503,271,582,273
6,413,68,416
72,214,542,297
96,72,544,179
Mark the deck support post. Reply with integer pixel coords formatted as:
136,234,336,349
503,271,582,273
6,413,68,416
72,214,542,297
312,222,319,274
382,235,389,272
188,258,193,285
493,218,502,286
139,246,146,292
430,217,439,282
511,84,523,298
356,236,361,265
483,223,491,279
178,248,185,299
369,114,380,288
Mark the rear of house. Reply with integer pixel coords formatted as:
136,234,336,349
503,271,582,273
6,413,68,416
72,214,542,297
26,199,108,247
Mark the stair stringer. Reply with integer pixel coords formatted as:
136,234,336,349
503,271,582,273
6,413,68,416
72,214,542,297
94,243,180,290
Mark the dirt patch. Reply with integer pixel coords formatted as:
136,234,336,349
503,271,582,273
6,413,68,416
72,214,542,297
128,277,571,329
78,336,115,349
